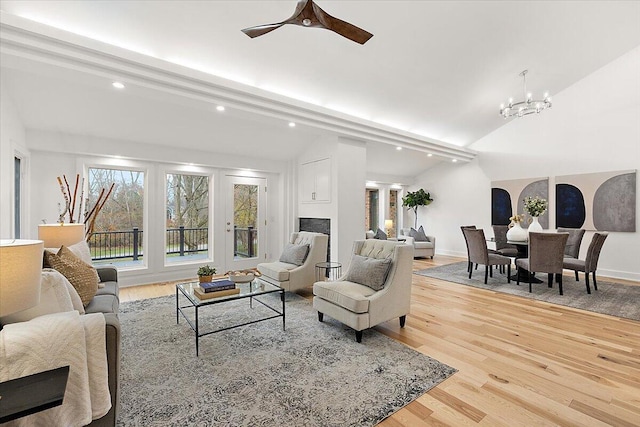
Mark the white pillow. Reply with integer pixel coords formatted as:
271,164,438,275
1,269,75,325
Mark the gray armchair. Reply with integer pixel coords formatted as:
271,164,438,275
563,232,608,294
516,232,569,295
463,228,511,284
313,240,413,342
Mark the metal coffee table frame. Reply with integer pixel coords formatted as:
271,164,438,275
176,280,285,356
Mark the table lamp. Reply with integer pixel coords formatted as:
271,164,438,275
385,219,393,237
0,239,44,317
38,223,85,248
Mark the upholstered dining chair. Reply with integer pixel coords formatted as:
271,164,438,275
492,225,518,257
563,232,608,294
313,239,413,343
516,232,569,295
463,228,511,284
557,227,586,279
460,225,477,273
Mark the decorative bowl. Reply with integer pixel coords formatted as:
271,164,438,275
228,272,255,283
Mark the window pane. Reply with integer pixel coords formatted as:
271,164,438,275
87,168,145,267
165,174,209,264
234,184,258,259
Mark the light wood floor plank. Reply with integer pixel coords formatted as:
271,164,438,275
119,256,640,426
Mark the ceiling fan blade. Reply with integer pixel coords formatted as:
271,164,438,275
241,23,285,38
312,3,373,44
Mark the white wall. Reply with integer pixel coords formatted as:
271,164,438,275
27,130,290,286
0,78,28,238
412,46,640,280
297,135,366,267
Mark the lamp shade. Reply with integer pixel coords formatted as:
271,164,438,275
38,223,85,248
384,219,393,229
0,239,44,316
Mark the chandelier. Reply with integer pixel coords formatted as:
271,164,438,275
499,70,552,119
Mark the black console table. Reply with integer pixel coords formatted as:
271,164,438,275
0,365,69,423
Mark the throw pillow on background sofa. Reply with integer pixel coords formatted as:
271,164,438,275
45,246,99,306
409,226,430,242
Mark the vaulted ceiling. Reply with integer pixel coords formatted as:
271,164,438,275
1,1,639,178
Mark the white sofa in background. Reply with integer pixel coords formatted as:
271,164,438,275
399,228,435,259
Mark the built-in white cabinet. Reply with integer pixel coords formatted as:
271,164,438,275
300,157,330,203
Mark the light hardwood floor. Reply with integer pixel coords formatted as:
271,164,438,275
120,256,640,426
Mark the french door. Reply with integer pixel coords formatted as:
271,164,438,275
225,175,266,271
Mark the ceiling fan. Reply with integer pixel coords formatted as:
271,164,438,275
241,0,373,45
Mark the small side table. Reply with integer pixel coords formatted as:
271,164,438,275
315,262,342,282
0,365,69,423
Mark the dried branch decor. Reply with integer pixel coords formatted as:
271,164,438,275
57,174,114,241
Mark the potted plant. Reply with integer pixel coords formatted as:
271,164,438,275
197,265,216,283
402,189,434,228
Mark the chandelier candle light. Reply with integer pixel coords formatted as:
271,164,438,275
500,70,552,119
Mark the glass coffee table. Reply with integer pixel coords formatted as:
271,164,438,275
176,279,285,356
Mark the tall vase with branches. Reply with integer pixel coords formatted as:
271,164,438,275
57,174,115,241
402,189,434,228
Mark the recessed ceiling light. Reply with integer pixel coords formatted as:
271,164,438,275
427,153,433,157
396,146,402,151
216,105,225,112
452,159,458,163
288,122,296,127
112,81,125,89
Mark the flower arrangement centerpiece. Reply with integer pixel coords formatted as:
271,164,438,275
509,213,524,225
197,265,216,283
523,196,548,217
506,213,528,241
523,196,548,233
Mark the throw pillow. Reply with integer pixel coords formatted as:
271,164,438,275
409,226,429,242
344,254,392,291
279,243,310,266
374,228,387,240
44,246,99,307
0,269,75,325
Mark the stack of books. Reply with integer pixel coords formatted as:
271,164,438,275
194,279,240,300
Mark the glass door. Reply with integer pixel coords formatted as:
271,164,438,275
225,176,266,271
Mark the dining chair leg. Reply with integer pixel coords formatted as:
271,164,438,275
507,264,511,283
548,273,553,288
584,272,591,294
592,272,598,291
528,270,532,293
575,271,579,281
475,263,478,270
468,263,473,279
484,266,489,284
558,274,563,295
516,267,520,286
490,266,493,278
467,261,472,274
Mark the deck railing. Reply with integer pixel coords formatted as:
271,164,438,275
88,226,257,261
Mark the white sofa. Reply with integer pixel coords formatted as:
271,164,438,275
399,228,435,259
257,231,328,292
312,239,414,342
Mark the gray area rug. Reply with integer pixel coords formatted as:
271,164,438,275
415,262,640,321
117,293,456,426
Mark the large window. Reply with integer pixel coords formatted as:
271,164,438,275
165,173,209,264
87,167,145,267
